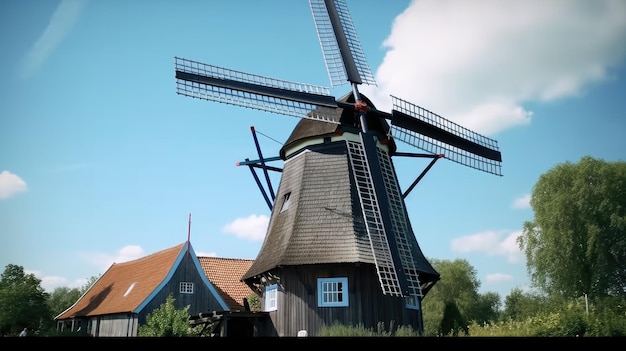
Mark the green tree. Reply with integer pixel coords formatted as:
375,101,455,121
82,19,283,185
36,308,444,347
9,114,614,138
79,275,100,295
48,287,82,317
0,264,52,335
439,301,468,336
421,258,499,335
502,287,547,321
473,291,502,325
47,275,100,324
137,294,196,337
518,156,626,298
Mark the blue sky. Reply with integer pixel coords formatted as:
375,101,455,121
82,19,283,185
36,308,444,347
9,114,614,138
1,0,625,303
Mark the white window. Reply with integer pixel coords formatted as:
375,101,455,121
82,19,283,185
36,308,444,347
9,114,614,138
280,192,291,213
405,294,420,310
317,277,348,307
179,282,194,294
264,284,278,311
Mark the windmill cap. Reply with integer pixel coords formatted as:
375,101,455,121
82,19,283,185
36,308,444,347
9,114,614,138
279,91,396,159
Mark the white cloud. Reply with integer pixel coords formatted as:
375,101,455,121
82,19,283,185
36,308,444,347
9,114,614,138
485,273,513,283
81,245,145,272
195,251,217,257
361,0,626,136
115,245,145,262
222,214,269,241
451,230,524,263
19,0,87,80
27,269,88,292
512,194,531,209
0,171,28,199
33,245,154,292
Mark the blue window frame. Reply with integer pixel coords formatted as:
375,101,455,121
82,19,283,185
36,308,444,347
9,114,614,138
317,277,348,307
405,294,421,310
264,284,278,311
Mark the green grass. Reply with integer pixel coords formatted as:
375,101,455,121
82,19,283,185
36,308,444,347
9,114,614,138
317,321,421,337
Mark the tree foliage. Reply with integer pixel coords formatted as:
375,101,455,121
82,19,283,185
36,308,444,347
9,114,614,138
422,258,500,336
246,293,262,311
502,287,547,321
0,264,51,335
47,274,100,319
518,156,626,298
80,275,100,295
48,287,82,317
473,291,502,325
137,294,196,337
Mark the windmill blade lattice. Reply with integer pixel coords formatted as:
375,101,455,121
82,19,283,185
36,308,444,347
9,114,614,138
390,96,502,176
310,0,377,87
175,57,340,124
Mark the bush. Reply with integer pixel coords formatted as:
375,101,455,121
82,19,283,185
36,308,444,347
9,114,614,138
137,294,199,337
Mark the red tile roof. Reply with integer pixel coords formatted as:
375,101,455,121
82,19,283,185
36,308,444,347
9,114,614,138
56,243,185,319
198,257,255,311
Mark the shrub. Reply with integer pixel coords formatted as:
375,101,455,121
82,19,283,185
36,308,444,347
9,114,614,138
137,294,199,337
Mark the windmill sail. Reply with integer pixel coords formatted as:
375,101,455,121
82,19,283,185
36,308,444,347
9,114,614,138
174,58,501,176
309,0,376,86
391,96,502,175
175,57,339,122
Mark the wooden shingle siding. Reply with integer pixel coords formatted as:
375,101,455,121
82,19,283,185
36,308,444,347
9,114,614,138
266,263,420,336
243,143,377,282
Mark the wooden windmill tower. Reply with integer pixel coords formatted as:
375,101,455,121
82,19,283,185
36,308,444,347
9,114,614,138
174,0,502,336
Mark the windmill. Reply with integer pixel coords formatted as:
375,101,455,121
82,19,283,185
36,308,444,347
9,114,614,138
174,0,502,336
